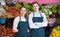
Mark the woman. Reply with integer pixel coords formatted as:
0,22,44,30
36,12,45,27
13,6,29,37
29,2,48,37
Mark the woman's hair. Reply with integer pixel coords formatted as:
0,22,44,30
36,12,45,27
20,6,28,20
32,2,39,6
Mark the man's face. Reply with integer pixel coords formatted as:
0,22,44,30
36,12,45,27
32,3,39,11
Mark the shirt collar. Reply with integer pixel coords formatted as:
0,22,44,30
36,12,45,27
34,11,40,14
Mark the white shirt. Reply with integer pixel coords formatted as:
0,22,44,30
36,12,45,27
29,12,48,29
13,16,26,29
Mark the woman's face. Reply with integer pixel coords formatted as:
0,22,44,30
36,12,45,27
32,3,39,11
20,7,27,16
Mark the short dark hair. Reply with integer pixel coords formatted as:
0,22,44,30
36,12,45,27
32,2,39,6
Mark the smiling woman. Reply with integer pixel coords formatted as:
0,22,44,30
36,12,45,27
13,6,29,37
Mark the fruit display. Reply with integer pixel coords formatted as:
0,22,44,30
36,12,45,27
0,12,15,18
49,25,60,37
0,5,6,13
4,12,15,18
0,2,60,37
2,5,8,12
51,5,57,13
8,6,20,17
0,25,15,37
56,18,60,23
23,3,33,11
13,3,21,9
0,12,4,17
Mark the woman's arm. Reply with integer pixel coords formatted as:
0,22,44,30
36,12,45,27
13,16,20,32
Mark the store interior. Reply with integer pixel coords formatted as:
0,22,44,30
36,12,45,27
0,0,60,37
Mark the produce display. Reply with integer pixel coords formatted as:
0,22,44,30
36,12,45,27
0,2,60,18
13,3,21,8
0,3,21,17
2,5,8,12
49,25,60,37
8,6,20,17
0,2,60,37
0,12,15,18
0,5,5,13
0,25,15,37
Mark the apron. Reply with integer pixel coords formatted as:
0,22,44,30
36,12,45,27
30,12,45,37
16,17,29,37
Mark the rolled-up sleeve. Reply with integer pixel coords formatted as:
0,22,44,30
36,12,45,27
13,16,20,30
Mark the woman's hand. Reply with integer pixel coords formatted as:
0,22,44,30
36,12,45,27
28,29,30,32
13,29,18,32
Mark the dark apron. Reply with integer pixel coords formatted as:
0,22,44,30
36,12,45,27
16,17,29,37
30,12,45,37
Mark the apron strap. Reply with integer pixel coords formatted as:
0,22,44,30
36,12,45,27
40,12,43,17
19,16,21,22
33,12,43,17
19,16,28,22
